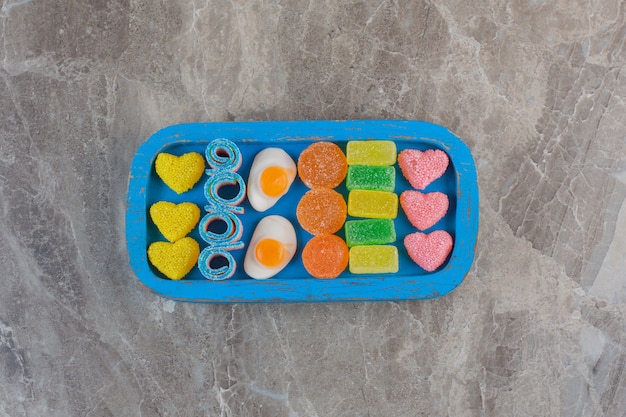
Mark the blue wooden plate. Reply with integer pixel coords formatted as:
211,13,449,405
126,120,479,303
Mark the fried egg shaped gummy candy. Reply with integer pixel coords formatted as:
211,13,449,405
247,148,297,212
244,215,297,279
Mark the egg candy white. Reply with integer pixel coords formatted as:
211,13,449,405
244,215,297,279
246,148,297,212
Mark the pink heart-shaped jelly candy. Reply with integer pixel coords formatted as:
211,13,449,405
400,191,449,230
398,149,449,190
404,230,453,272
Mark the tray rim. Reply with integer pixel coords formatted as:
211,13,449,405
126,120,479,303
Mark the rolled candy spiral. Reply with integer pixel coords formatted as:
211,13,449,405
198,247,237,281
198,138,246,281
205,138,243,173
203,171,246,213
198,211,245,251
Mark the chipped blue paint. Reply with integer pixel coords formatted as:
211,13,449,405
126,120,479,303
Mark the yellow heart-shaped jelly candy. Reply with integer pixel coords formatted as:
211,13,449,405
150,201,200,242
148,237,200,280
155,152,205,194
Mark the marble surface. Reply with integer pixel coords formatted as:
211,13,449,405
1,0,625,415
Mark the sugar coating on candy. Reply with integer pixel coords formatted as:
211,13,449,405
346,141,397,166
349,245,399,274
148,237,200,280
296,189,347,235
198,246,237,281
155,152,205,194
298,142,347,188
398,149,449,190
404,230,453,272
150,201,201,242
344,219,396,247
347,190,398,219
302,234,349,279
205,138,242,172
400,190,449,230
346,165,395,192
203,171,246,210
198,211,244,250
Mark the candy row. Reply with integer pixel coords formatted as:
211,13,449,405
398,149,454,272
296,142,350,279
198,139,246,280
344,141,399,274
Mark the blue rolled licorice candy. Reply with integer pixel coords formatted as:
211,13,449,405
198,246,237,281
205,138,242,173
198,211,245,250
203,170,246,213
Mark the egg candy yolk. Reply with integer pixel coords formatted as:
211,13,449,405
259,166,290,198
255,238,287,268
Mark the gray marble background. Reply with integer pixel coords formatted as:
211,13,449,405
1,0,626,416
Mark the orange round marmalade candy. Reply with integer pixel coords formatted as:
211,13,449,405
302,234,349,279
296,189,347,235
297,142,347,188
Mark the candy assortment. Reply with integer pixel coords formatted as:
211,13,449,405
146,138,455,280
126,121,479,303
